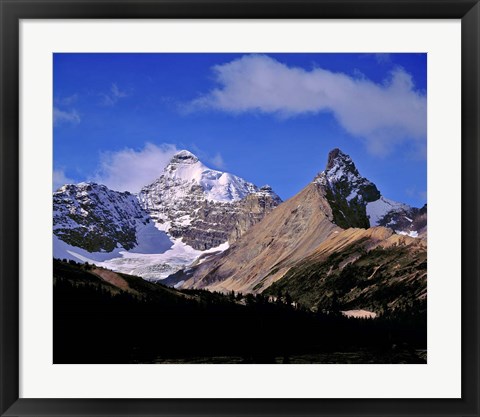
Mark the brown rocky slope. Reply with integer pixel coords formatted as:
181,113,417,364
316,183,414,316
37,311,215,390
264,227,426,312
175,179,341,293
167,149,427,314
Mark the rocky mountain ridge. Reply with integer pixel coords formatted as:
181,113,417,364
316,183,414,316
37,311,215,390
53,151,282,256
167,149,427,313
53,147,426,308
53,183,150,253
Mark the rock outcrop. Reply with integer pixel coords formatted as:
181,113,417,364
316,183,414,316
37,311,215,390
316,148,426,236
53,183,149,252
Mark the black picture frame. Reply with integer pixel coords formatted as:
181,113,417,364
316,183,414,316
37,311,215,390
1,0,479,416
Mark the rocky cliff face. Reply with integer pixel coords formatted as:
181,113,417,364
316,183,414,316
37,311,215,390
137,150,282,250
227,186,282,242
371,201,427,238
53,183,150,252
316,148,426,236
315,148,381,228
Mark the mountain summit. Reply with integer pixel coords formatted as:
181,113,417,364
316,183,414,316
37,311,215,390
315,148,425,236
315,148,381,229
169,149,199,164
157,150,260,203
136,150,282,250
322,148,380,202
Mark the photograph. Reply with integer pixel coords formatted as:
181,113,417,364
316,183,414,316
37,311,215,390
1,0,478,413
52,52,427,364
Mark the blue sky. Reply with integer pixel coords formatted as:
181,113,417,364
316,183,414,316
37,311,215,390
53,53,427,206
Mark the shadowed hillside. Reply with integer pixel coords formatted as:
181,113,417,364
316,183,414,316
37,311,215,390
54,259,426,364
265,227,427,313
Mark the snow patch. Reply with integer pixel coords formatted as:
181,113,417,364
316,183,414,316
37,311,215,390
341,309,377,319
346,191,357,202
128,222,173,254
53,234,124,263
395,230,419,238
101,238,229,281
366,196,410,226
54,224,230,281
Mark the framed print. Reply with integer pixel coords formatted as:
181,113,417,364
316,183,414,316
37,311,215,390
1,0,479,416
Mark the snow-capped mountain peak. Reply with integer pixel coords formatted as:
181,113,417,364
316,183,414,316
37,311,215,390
326,148,353,170
314,148,381,224
137,150,282,250
153,150,258,203
318,148,380,201
169,149,199,164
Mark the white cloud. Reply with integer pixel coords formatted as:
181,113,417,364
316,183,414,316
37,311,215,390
92,143,178,192
188,55,426,156
209,153,226,169
53,169,75,191
53,107,80,126
101,83,129,106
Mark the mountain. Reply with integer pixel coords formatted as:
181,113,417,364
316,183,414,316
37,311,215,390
369,201,427,238
316,148,426,236
166,177,341,292
137,150,282,250
168,148,427,313
53,148,426,301
53,151,282,281
53,183,154,252
315,148,381,229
